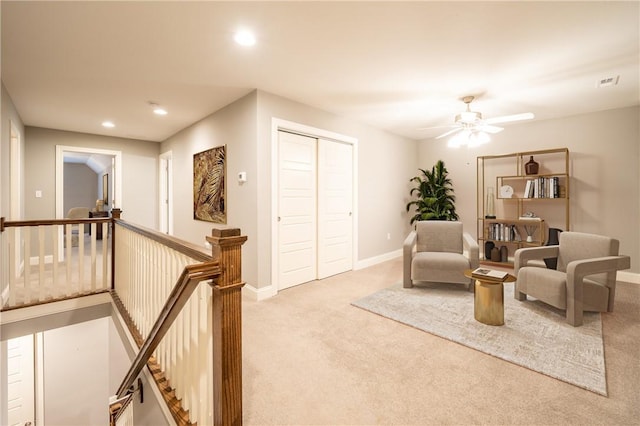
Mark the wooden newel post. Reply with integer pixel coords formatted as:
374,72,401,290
207,228,247,426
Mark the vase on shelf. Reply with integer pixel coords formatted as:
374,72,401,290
525,156,539,175
485,187,496,219
543,228,563,269
490,247,501,262
484,241,495,260
500,245,508,262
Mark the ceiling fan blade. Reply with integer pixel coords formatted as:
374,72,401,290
435,127,463,139
478,124,504,134
417,124,456,131
485,112,535,125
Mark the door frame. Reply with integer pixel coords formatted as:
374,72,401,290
270,118,358,292
159,150,174,235
55,145,123,219
55,146,122,260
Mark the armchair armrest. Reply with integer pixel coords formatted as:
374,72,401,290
403,231,417,288
566,255,631,287
566,255,631,325
514,245,559,274
462,232,479,270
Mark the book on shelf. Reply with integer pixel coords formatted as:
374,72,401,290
524,177,561,199
471,267,509,281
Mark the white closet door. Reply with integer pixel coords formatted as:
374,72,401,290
6,335,35,426
318,139,353,279
278,131,317,290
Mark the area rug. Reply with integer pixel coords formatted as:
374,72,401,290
352,282,607,396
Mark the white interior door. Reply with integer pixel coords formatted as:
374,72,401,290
318,139,353,279
278,131,317,290
6,335,35,426
159,151,173,235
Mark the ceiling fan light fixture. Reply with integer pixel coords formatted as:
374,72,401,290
448,129,471,148
468,131,490,147
458,110,481,124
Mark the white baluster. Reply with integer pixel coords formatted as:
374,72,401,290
8,227,16,307
52,225,60,298
90,223,97,292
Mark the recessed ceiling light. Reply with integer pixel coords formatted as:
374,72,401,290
234,29,256,47
149,102,168,115
102,121,115,128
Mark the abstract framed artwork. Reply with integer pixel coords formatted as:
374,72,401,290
193,145,227,223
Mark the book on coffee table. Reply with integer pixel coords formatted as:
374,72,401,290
471,267,509,281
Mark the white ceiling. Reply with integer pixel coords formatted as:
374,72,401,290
2,1,638,142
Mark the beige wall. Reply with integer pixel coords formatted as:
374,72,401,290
418,106,639,273
24,127,160,226
63,163,99,214
160,91,259,284
160,90,417,291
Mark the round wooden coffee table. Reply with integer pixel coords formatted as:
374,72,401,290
464,269,516,326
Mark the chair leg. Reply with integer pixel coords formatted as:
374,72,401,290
567,305,583,327
403,276,413,288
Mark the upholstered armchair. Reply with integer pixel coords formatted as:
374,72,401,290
514,231,631,326
403,221,479,290
66,207,91,246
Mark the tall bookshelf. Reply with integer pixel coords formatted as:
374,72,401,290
477,148,570,266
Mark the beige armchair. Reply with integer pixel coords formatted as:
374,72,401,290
403,221,479,290
66,207,90,246
514,231,631,326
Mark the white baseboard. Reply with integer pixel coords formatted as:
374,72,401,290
243,283,278,301
618,271,640,285
245,250,403,302
30,255,53,266
355,249,402,270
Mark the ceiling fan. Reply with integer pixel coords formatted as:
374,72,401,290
434,96,534,145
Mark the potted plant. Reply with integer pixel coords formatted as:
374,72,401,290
406,160,459,224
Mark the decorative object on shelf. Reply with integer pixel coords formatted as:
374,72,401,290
519,211,538,219
544,228,563,269
485,187,496,218
500,245,508,262
524,224,538,243
490,246,501,262
406,160,459,224
525,155,539,175
499,184,514,198
484,241,495,260
95,199,104,212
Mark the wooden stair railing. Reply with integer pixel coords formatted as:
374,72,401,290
0,215,112,310
111,226,247,426
114,261,221,399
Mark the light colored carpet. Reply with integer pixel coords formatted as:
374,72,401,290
353,281,607,396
